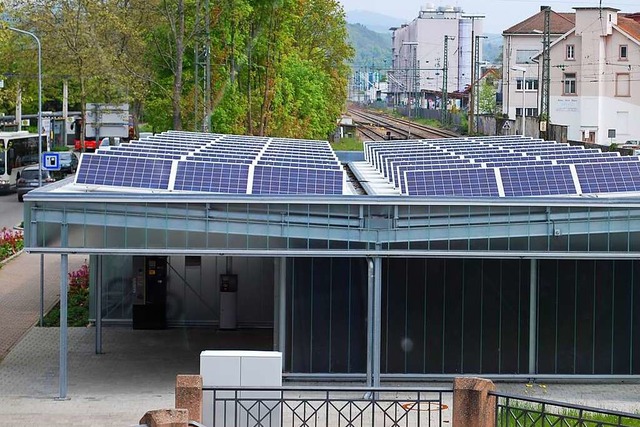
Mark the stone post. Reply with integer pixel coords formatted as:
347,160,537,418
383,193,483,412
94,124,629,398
452,377,496,427
139,409,188,427
175,374,203,423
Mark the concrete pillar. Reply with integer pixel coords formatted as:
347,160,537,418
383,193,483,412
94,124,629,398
452,377,496,427
175,375,203,423
139,409,188,427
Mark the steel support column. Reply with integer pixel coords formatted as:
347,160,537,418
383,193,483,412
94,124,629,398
366,258,374,387
58,252,69,399
529,258,538,374
95,255,103,354
274,257,287,368
373,256,382,388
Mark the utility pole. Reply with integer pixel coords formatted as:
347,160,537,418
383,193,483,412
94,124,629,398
540,6,551,140
442,35,455,125
475,35,487,127
203,0,211,132
462,14,485,135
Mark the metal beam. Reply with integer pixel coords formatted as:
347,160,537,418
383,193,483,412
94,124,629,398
58,252,69,400
529,258,538,375
96,255,103,354
366,258,374,387
373,255,382,388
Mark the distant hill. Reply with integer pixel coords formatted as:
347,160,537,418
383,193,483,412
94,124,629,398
347,23,392,70
483,33,503,63
346,10,405,33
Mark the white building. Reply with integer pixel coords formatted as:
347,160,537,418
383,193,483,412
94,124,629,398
503,6,640,144
390,4,483,110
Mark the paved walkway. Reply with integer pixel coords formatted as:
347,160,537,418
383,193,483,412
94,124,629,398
0,252,85,361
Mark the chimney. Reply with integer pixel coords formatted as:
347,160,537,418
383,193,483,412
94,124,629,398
540,6,550,11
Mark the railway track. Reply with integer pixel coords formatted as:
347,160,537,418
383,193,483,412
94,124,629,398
349,106,459,141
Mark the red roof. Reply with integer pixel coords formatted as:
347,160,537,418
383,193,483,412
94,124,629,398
618,14,640,41
503,9,575,35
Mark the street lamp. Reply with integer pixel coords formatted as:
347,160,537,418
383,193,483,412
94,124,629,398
5,25,51,400
7,26,43,185
512,66,526,136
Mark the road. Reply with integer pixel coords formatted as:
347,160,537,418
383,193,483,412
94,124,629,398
0,192,24,231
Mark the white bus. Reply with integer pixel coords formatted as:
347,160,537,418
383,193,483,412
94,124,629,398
0,131,47,192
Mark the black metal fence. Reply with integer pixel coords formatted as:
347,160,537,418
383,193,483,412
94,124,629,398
203,386,452,427
492,391,640,426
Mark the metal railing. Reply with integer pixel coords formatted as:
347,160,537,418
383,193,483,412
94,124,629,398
492,391,640,426
203,386,452,427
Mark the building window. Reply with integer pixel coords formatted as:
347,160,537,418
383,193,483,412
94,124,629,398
515,108,539,117
616,73,630,97
620,45,628,60
566,45,575,60
516,78,538,91
563,73,577,95
516,50,538,64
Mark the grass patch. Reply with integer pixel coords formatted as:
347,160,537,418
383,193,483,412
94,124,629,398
42,263,90,327
498,402,640,426
332,137,363,151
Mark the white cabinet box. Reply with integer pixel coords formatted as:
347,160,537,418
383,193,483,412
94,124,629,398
201,351,282,427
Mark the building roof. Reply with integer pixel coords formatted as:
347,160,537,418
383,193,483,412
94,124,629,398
618,14,640,42
503,9,575,35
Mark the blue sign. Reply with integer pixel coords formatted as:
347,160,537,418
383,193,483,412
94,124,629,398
42,152,61,171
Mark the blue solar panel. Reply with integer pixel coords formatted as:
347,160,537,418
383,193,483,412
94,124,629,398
76,154,172,189
257,160,342,170
252,166,343,195
500,165,577,196
576,162,640,194
397,162,479,193
98,150,182,160
186,156,254,164
405,168,500,197
484,160,553,168
556,156,639,165
173,161,250,193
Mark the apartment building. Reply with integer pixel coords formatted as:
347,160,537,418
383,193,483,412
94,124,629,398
503,7,640,144
502,7,574,130
390,4,483,110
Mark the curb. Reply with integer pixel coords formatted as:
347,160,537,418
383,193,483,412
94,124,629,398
0,250,23,267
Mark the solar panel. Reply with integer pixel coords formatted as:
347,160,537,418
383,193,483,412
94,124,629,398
500,165,577,197
252,165,344,195
397,162,479,193
556,156,639,164
576,162,640,194
76,154,173,189
173,161,250,193
484,160,553,168
405,168,500,197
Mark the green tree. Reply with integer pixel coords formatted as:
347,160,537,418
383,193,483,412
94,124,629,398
478,80,497,115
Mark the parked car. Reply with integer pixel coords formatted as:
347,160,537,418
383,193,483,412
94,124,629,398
17,166,55,202
58,151,78,174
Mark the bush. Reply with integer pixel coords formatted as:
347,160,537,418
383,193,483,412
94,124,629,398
43,263,90,327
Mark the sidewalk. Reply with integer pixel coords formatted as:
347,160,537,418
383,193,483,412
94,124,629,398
0,252,86,361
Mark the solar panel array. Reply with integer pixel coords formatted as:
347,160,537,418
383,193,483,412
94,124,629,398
364,135,640,197
75,131,346,195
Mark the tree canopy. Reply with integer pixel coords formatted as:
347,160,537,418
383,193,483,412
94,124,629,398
2,0,353,140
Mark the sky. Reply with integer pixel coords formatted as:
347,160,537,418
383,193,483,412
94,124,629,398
337,0,640,33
